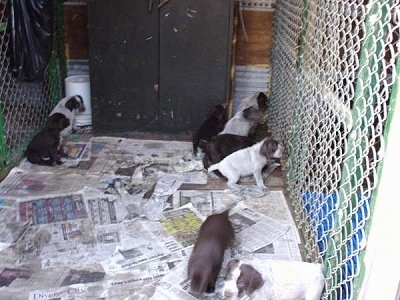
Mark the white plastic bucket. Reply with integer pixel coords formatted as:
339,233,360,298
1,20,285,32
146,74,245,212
65,75,92,126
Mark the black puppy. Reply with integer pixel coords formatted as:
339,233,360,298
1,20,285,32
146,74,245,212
192,104,227,154
200,134,255,169
188,210,234,295
25,113,70,166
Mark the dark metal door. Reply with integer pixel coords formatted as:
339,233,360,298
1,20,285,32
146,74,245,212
159,0,233,133
87,0,159,135
87,0,233,135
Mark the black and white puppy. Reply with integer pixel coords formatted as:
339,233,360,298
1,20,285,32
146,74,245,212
25,113,70,166
218,106,264,137
49,95,85,136
207,138,284,191
200,134,255,169
221,258,325,300
236,92,268,113
192,104,227,154
188,210,234,295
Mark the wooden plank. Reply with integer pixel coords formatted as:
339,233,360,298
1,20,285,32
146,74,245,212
235,10,273,66
63,3,89,59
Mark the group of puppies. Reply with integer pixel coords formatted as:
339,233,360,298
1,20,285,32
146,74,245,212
188,210,325,300
24,93,323,298
193,92,283,193
188,94,324,299
25,95,85,166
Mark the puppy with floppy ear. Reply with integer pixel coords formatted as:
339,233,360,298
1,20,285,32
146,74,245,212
207,138,284,191
49,95,85,136
221,258,325,300
236,263,264,296
219,106,264,137
188,210,234,295
221,259,264,299
236,92,268,113
25,113,70,166
192,104,227,154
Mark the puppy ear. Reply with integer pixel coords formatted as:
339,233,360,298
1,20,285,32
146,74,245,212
242,107,254,120
237,263,264,295
64,96,78,111
46,113,61,129
62,117,70,129
242,106,263,121
256,92,268,111
224,259,240,279
57,115,70,130
260,139,278,158
210,105,226,121
198,139,209,149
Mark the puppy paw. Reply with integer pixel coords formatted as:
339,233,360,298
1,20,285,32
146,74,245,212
256,186,270,197
234,185,269,197
240,186,257,195
229,184,248,196
205,284,216,294
58,147,68,158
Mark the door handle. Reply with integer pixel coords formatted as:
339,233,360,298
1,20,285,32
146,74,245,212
148,0,153,12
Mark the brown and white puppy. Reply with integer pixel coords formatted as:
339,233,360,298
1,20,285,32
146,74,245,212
192,104,227,154
221,259,263,299
207,138,284,191
218,106,264,137
25,113,70,166
188,210,234,295
221,258,325,300
236,92,268,113
49,95,85,136
200,134,255,169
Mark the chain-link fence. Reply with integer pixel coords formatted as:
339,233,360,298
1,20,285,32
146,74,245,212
270,0,399,299
0,0,65,177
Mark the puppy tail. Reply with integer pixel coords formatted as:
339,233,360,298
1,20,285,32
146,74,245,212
207,162,220,173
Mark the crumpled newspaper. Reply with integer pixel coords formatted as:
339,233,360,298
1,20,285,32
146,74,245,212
169,152,204,173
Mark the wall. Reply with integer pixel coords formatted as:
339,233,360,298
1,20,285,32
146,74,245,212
62,0,275,111
232,0,275,113
63,1,90,76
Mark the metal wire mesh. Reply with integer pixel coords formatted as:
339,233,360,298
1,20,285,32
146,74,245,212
0,0,64,173
270,0,400,299
269,0,303,147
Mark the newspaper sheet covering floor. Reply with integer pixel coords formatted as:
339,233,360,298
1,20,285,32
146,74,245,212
0,134,302,299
